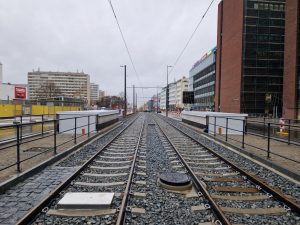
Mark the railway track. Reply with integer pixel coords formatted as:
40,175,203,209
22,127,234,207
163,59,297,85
152,114,300,225
13,113,300,225
16,114,145,225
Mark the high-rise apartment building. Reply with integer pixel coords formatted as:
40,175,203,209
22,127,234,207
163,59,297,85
90,83,99,104
189,47,216,111
28,70,90,105
216,0,286,117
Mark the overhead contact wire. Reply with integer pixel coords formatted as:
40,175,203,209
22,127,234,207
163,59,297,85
169,0,215,76
108,0,141,85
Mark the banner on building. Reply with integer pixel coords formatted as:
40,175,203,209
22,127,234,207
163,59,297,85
14,86,26,99
183,91,194,104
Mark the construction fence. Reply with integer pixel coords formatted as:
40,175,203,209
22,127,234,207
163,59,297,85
0,104,81,117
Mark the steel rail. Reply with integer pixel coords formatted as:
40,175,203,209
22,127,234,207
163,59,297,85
153,115,232,225
15,114,141,225
116,116,145,225
159,115,300,214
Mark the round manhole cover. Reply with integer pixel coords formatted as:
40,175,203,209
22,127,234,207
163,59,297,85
159,172,191,187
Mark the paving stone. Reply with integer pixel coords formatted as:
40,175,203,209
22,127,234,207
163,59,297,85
0,167,77,225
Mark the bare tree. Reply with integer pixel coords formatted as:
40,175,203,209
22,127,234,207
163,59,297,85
35,81,62,99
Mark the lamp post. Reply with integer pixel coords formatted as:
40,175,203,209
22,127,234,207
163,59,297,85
166,65,173,117
120,65,127,117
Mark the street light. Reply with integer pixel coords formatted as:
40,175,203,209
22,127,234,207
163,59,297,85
166,65,173,117
120,65,127,117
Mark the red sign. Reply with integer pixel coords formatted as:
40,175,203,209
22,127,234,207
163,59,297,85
14,86,26,99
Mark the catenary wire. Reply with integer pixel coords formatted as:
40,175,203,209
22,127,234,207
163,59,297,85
169,0,216,76
107,0,141,84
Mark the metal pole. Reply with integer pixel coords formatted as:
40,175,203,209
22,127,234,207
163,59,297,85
288,119,291,145
226,117,228,142
124,65,127,117
156,87,159,113
242,119,245,148
166,67,169,117
263,117,266,137
74,117,77,144
133,85,135,113
41,115,44,136
214,116,216,137
166,65,172,117
136,93,137,112
88,116,90,137
54,119,57,154
20,116,23,141
16,124,21,172
267,123,270,158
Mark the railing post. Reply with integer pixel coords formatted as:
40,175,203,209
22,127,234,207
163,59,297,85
41,115,44,136
16,124,21,172
242,119,245,148
20,116,23,141
263,117,266,138
214,116,216,137
74,117,77,144
88,115,90,137
267,122,270,158
225,118,228,142
288,119,291,145
54,119,57,154
245,116,247,135
97,116,99,133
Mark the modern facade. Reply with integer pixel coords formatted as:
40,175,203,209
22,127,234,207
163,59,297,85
189,47,216,111
159,76,188,111
28,70,91,105
283,0,300,119
90,83,99,104
159,87,166,110
216,0,286,117
168,82,177,110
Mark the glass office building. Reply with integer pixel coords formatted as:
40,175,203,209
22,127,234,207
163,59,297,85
242,0,285,117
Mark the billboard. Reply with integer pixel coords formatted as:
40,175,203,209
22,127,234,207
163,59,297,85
183,91,194,104
14,86,26,99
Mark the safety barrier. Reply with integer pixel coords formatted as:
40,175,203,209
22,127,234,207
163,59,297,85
0,114,118,174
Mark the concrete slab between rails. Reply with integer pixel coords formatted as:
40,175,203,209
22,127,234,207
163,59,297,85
83,173,128,177
131,208,145,215
213,186,259,193
75,181,125,187
0,122,122,194
47,208,117,217
180,121,300,183
211,194,269,201
221,207,287,215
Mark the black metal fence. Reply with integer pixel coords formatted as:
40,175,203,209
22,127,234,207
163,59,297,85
0,115,102,173
207,116,300,165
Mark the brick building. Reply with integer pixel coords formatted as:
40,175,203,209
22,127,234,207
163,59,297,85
283,0,300,119
216,0,287,117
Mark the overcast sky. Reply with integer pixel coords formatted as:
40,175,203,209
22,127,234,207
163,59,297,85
0,0,219,106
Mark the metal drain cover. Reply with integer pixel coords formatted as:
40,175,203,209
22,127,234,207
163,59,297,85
159,172,191,186
57,192,114,209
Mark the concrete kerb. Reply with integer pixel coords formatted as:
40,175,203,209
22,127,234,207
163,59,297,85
178,120,300,183
0,122,122,194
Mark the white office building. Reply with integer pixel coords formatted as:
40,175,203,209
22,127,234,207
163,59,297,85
28,70,91,105
175,77,189,109
159,87,166,110
90,83,99,104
